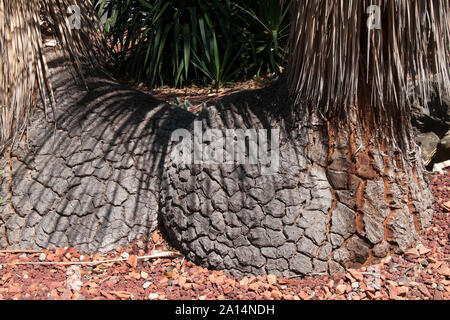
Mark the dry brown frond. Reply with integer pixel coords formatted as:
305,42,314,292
287,0,450,145
0,0,102,154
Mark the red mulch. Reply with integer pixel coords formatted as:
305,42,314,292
0,169,448,300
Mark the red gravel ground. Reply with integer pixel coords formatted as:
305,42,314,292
0,169,448,300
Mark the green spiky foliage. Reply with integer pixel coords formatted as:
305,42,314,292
94,0,290,88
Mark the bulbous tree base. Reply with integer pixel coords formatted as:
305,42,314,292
0,54,195,253
0,55,435,277
161,82,434,277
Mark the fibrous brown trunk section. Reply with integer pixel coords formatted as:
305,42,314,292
322,105,434,270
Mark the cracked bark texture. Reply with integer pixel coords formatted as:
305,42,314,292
0,53,434,276
0,54,195,253
161,81,434,277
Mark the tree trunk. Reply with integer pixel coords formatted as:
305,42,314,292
161,80,434,277
0,0,441,279
0,52,194,253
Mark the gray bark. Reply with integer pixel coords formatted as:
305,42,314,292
0,53,194,253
